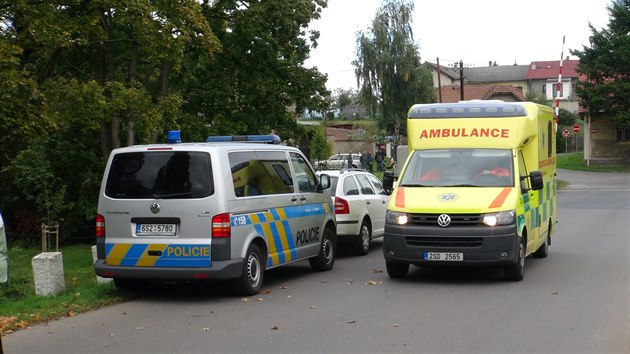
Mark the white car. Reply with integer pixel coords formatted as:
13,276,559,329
317,169,389,255
316,153,362,170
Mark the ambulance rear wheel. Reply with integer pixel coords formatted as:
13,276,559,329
233,243,264,296
309,227,335,271
504,237,525,281
386,261,409,279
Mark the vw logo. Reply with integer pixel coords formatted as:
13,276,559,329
437,214,451,227
439,193,458,202
150,203,160,214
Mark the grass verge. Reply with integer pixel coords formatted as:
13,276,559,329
0,244,132,334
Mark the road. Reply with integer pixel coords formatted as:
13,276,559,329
4,170,629,353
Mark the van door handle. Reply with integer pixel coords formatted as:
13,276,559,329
300,197,306,201
366,201,371,205
291,197,298,202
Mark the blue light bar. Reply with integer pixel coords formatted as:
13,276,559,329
206,134,281,143
167,130,181,144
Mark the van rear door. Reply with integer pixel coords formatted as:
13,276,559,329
99,149,217,268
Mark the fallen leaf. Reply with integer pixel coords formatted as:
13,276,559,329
393,324,400,328
260,289,272,294
202,328,209,331
280,286,288,289
47,331,55,335
208,310,214,315
256,298,264,302
309,306,317,309
241,298,250,302
552,291,559,295
62,303,70,308
346,281,354,285
66,311,76,317
372,268,384,273
136,325,150,330
286,295,292,299
109,333,116,337
347,320,356,324
271,325,279,330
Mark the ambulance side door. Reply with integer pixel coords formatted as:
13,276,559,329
517,150,540,254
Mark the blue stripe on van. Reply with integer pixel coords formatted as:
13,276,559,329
120,244,148,266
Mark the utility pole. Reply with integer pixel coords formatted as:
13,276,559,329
436,57,443,103
459,60,465,101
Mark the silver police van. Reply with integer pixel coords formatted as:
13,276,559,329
94,133,336,295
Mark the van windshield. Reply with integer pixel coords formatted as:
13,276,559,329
105,151,214,199
398,149,513,187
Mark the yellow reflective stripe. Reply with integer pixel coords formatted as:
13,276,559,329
274,220,291,262
136,244,168,267
261,222,279,266
106,244,132,265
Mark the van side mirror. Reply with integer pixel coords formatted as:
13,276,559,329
529,171,543,191
383,171,395,192
318,174,331,191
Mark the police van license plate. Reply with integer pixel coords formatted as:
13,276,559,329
136,223,176,236
424,252,463,261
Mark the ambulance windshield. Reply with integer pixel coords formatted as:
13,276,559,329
399,149,514,187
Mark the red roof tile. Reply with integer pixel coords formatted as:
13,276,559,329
435,85,525,103
525,60,579,80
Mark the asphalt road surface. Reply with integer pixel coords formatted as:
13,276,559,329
4,169,629,353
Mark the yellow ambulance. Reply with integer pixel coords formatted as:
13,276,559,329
382,100,557,280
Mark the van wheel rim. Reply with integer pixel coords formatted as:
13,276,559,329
247,253,260,286
322,238,332,263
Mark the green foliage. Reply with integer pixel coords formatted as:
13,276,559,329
310,125,332,163
353,0,435,141
0,0,330,242
571,0,630,127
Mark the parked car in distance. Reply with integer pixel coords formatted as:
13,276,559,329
317,168,389,255
316,153,362,170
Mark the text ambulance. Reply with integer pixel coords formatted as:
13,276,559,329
382,101,557,280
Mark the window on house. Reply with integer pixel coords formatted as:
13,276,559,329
616,128,630,142
552,83,564,98
542,85,546,95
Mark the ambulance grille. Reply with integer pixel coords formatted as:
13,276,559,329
405,236,483,248
408,213,483,225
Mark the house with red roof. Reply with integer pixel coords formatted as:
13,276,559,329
525,59,580,113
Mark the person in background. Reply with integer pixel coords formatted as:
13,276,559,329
0,210,7,284
366,151,373,172
360,151,369,170
375,149,385,171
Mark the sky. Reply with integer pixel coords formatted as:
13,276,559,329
305,0,613,91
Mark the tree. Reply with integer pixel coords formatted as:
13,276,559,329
310,126,332,168
571,0,630,127
353,0,434,141
180,0,330,139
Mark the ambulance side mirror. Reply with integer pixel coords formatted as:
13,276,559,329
383,171,395,193
529,171,544,191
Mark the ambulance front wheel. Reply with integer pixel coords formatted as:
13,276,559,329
386,261,409,279
504,237,525,281
233,243,264,296
309,227,336,271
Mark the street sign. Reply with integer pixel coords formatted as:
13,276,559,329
561,129,571,138
573,124,581,134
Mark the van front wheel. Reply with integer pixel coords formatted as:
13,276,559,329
233,243,264,296
309,228,335,271
504,238,525,281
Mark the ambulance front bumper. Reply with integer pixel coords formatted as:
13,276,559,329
94,258,244,281
383,223,520,266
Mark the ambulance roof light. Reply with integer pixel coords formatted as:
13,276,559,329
206,134,281,144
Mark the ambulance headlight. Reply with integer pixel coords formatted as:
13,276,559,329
386,211,408,226
483,210,515,226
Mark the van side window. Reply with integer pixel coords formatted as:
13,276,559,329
289,152,318,193
229,151,294,197
518,150,530,192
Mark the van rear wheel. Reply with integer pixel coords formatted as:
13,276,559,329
309,227,335,271
233,243,264,296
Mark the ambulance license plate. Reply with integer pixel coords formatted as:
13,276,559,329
424,252,463,261
136,223,176,236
